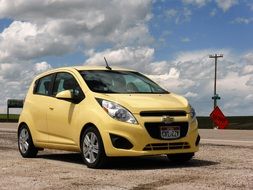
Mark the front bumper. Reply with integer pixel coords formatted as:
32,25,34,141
100,116,200,157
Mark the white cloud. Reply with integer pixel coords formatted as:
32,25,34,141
0,0,153,62
0,21,74,62
184,92,198,98
242,52,253,64
182,0,210,7
232,17,253,24
181,37,191,43
246,76,253,86
210,9,217,17
241,65,253,75
85,47,154,71
165,9,178,18
164,7,192,24
215,0,237,12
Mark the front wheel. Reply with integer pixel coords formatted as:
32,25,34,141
81,127,107,168
167,153,194,163
18,124,38,158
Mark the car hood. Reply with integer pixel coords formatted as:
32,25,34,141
94,93,189,114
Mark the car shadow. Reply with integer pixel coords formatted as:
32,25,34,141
37,152,219,170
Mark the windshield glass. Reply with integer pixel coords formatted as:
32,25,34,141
79,70,169,94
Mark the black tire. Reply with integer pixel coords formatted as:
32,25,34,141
18,124,38,158
167,153,194,163
81,127,107,168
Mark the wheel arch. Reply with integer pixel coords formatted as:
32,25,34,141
17,122,28,135
17,122,36,143
79,122,99,148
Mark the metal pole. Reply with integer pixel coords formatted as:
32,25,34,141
214,55,217,109
209,54,223,109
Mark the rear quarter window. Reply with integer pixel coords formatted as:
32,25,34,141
34,75,53,96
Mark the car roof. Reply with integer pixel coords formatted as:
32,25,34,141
73,65,134,71
34,65,136,80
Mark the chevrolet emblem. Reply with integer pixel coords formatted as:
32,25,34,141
161,116,174,124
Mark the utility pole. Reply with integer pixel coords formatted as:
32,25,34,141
209,54,223,109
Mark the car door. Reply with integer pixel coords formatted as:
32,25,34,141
31,74,54,143
47,72,85,146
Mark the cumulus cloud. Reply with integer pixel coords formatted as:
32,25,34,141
215,0,237,12
246,76,253,86
182,0,237,12
181,37,191,43
0,21,74,62
85,47,154,71
0,0,153,62
182,0,210,7
164,7,192,24
232,17,253,24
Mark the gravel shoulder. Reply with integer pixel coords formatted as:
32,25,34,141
0,124,252,190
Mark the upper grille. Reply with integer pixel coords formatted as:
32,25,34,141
140,111,187,117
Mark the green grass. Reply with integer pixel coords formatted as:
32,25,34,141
0,114,20,122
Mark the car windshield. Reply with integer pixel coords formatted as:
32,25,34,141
79,70,169,94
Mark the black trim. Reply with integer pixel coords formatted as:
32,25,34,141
143,142,190,151
195,135,200,146
110,134,133,150
140,111,187,117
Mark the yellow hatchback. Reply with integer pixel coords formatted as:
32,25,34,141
18,66,200,168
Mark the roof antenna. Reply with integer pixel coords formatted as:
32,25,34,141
104,57,112,70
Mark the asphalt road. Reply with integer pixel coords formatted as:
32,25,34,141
0,123,252,190
2,123,252,146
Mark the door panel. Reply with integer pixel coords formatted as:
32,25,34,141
31,74,54,143
47,72,84,145
47,99,80,145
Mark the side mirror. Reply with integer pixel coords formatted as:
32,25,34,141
56,90,73,100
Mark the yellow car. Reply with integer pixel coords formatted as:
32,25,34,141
18,66,200,168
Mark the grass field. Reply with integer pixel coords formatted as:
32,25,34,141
0,114,252,129
0,114,20,122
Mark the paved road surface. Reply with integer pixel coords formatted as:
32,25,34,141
1,123,252,146
0,123,252,190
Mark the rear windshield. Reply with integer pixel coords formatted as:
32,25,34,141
79,70,169,94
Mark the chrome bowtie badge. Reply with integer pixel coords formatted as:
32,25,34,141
161,115,174,124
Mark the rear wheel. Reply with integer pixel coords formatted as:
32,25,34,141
167,153,194,163
18,124,38,158
81,127,107,168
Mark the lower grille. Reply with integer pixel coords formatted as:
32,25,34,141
143,142,190,151
144,122,189,140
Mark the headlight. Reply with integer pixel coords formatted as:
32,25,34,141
189,104,196,120
96,99,138,124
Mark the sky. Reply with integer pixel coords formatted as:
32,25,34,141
0,0,252,116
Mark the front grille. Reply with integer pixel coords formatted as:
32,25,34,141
143,142,190,151
144,122,188,140
140,111,186,117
